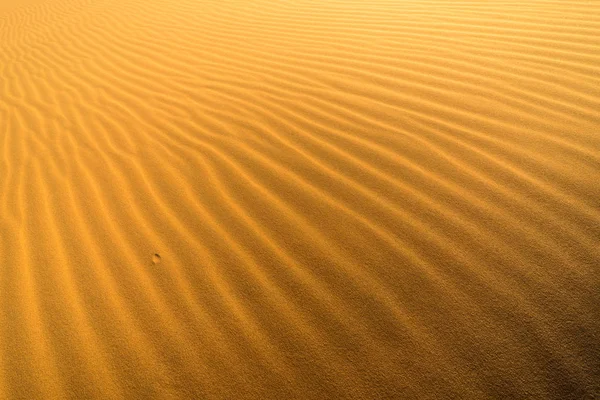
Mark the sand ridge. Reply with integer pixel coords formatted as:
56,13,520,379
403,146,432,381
1,0,599,398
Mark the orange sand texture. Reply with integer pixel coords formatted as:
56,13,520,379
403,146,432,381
1,0,599,398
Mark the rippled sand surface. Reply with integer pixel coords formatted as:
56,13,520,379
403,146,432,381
1,0,599,398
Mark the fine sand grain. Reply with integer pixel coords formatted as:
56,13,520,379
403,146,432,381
1,0,599,398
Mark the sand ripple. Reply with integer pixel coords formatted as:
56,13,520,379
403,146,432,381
1,0,599,398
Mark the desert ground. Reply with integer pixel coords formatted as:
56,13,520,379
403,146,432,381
1,0,599,398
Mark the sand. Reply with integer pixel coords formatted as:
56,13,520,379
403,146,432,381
1,0,599,398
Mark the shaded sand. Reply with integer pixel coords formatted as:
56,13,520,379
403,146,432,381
1,0,600,398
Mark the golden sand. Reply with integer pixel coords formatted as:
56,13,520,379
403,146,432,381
1,0,599,398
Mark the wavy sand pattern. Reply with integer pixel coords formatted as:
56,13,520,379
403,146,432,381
1,0,599,398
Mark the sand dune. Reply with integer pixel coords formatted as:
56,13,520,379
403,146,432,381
1,0,599,398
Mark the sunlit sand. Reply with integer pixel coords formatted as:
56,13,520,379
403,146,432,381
1,0,599,398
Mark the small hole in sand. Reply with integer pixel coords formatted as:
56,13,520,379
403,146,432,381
152,253,161,265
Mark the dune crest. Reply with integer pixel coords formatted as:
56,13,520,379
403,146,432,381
1,0,599,398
